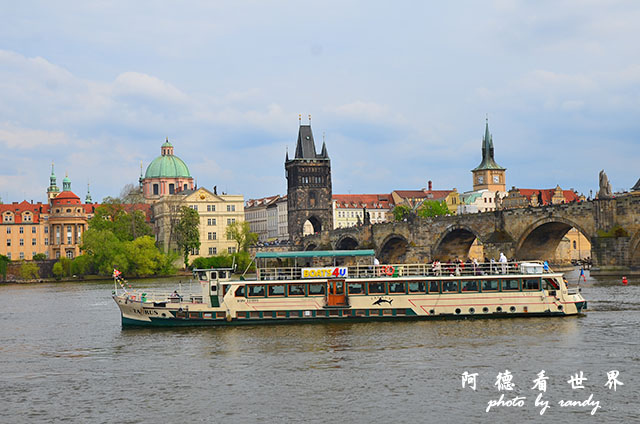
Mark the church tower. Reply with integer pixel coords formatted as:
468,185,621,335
47,162,60,203
471,118,506,192
285,117,333,244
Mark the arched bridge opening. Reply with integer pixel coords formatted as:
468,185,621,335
433,228,481,261
379,235,408,264
335,236,359,250
516,221,591,263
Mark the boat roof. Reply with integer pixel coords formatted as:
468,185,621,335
255,249,375,259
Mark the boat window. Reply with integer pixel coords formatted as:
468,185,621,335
428,281,440,293
461,280,479,292
288,284,306,296
268,284,285,297
334,281,345,295
368,282,386,294
408,281,426,293
481,280,499,291
197,271,207,280
523,278,541,290
502,279,520,291
348,282,364,295
442,280,458,293
543,279,559,290
235,286,245,297
388,282,406,294
248,285,266,297
211,271,218,279
308,284,325,295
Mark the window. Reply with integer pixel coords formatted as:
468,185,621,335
347,282,364,294
32,238,36,246
191,205,198,211
207,205,216,212
44,237,49,246
461,280,479,292
502,279,520,291
211,247,217,255
368,282,386,294
153,184,159,195
44,227,48,234
573,241,577,249
227,205,235,212
234,286,245,297
19,227,24,234
66,251,74,259
208,247,214,255
190,248,200,255
20,252,24,259
227,247,236,254
32,227,36,233
288,284,306,296
6,239,10,247
207,218,216,226
388,282,406,294
408,281,426,293
308,284,325,295
481,280,499,291
169,183,175,194
267,285,285,297
6,252,10,260
523,278,541,291
442,280,458,293
19,238,24,246
6,227,10,234
227,218,236,225
207,232,214,240
248,285,266,297
428,281,440,293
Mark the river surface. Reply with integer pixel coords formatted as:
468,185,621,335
1,269,638,423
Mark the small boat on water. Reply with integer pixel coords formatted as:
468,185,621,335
113,250,587,327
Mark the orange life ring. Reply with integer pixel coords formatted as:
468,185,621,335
384,266,395,276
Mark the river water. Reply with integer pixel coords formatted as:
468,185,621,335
0,269,638,423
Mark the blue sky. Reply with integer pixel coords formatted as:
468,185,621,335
1,1,639,204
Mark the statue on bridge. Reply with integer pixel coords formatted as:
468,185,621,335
598,170,613,199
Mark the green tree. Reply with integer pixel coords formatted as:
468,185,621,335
174,206,200,268
81,228,129,275
392,205,413,221
89,201,152,242
19,262,40,280
416,200,452,218
0,254,9,280
72,255,93,276
52,262,64,280
32,253,47,261
225,221,258,252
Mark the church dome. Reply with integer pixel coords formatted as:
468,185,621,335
144,139,192,179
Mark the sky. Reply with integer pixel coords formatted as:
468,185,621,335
1,0,639,204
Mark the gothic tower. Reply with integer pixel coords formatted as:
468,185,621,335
285,118,332,244
471,118,506,192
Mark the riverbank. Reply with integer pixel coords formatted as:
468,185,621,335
1,270,192,284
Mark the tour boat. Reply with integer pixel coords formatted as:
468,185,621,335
113,250,587,327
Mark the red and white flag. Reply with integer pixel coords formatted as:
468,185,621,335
113,268,122,278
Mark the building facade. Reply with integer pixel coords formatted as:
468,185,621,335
0,171,96,261
152,187,245,260
333,194,393,228
391,181,459,214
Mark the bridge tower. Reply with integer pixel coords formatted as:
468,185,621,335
472,118,506,192
285,117,333,245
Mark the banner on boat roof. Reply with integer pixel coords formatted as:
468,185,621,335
302,267,348,279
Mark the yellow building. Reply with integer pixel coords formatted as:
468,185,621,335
152,187,245,261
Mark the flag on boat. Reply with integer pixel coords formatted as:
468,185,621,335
113,268,122,278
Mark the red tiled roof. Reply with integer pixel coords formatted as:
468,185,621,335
52,191,81,205
0,201,49,223
245,195,281,209
393,190,452,200
333,194,393,209
517,188,580,205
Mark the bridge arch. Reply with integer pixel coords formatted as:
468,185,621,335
516,217,591,261
335,235,359,250
378,234,409,264
629,231,640,266
432,225,482,261
302,215,323,237
303,242,318,251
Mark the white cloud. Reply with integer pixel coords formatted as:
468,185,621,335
0,123,70,149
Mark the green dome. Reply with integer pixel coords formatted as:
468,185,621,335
145,154,191,179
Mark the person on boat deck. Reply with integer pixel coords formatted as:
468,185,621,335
432,260,442,276
374,257,380,276
170,290,180,299
499,252,508,274
543,261,550,272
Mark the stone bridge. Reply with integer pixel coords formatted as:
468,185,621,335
299,194,640,273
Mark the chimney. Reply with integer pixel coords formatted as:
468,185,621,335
428,180,432,191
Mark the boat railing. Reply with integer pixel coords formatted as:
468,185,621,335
257,261,553,280
119,290,206,304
